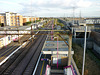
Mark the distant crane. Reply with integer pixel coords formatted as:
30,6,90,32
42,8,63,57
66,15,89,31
79,10,82,24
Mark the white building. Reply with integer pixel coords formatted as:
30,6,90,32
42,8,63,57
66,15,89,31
86,18,100,24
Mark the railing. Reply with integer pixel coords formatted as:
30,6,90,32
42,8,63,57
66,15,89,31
71,58,80,75
45,64,51,75
72,26,95,32
64,65,75,75
72,26,100,32
64,56,80,75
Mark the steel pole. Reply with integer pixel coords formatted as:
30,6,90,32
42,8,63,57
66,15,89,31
57,36,59,68
82,26,87,75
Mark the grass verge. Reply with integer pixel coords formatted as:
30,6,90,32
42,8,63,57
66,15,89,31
73,43,100,75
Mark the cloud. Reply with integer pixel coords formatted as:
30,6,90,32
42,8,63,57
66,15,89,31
94,2,100,6
0,1,24,13
0,0,92,13
22,0,93,14
0,0,100,17
77,0,92,8
20,0,92,9
35,0,92,8
19,0,93,16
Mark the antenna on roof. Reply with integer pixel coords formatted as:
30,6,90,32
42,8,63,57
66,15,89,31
73,7,75,25
31,0,33,26
80,10,81,18
79,10,81,24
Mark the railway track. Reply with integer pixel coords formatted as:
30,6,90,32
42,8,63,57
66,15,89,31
0,43,19,55
0,20,53,75
0,30,38,64
0,31,47,75
0,43,20,63
0,35,32,63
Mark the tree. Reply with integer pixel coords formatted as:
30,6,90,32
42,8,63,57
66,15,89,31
26,21,32,25
0,23,2,27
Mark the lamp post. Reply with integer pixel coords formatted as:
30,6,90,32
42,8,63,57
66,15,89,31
82,26,87,75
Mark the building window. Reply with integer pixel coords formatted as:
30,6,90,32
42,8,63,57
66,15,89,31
17,17,19,19
8,37,10,41
18,23,20,25
17,20,19,22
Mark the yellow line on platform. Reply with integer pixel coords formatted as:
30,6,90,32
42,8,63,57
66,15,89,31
40,54,46,75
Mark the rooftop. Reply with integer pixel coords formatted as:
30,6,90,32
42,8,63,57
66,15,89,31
42,41,74,55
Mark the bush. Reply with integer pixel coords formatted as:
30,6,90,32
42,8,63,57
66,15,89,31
0,23,2,27
25,20,41,25
26,21,32,25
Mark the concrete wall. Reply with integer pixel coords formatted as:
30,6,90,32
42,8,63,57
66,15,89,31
86,41,93,49
72,38,84,45
72,38,92,49
93,43,100,54
73,38,100,58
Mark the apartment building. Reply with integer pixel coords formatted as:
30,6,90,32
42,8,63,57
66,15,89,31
23,16,39,25
0,14,6,26
23,17,30,24
0,12,23,26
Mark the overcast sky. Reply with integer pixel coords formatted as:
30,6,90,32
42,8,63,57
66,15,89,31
0,0,100,17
